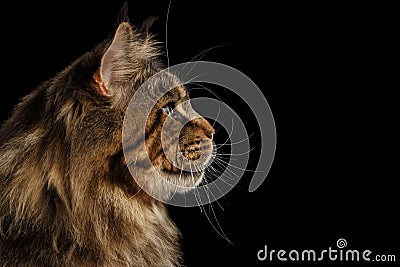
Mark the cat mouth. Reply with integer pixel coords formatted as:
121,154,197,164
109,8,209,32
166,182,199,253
156,144,215,190
161,162,204,176
160,156,210,185
161,147,213,176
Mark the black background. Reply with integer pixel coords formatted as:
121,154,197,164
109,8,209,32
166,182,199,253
1,1,398,266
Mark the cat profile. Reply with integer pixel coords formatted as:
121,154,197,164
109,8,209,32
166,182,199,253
0,9,214,267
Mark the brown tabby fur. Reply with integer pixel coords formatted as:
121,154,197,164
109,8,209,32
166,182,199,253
0,14,214,267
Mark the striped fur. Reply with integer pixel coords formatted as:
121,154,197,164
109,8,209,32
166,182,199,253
0,21,214,266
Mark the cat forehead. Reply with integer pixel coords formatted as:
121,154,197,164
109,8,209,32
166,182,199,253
158,73,188,99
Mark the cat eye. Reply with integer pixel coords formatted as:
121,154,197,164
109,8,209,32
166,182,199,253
162,103,185,123
162,104,174,115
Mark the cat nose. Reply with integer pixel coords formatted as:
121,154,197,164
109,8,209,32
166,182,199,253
206,131,214,140
199,120,215,140
192,118,215,140
202,123,215,140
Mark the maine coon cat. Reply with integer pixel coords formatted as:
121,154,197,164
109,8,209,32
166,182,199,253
0,12,215,266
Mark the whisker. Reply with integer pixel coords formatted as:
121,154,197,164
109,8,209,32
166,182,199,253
215,117,235,149
211,106,221,129
206,165,222,177
195,184,232,243
208,162,239,184
215,132,254,149
169,159,184,200
202,201,232,243
214,154,242,162
189,162,203,212
165,0,172,70
214,157,248,172
203,173,228,207
194,187,202,212
189,83,224,102
190,163,226,211
201,174,225,211
187,44,230,66
212,159,239,179
216,147,255,156
208,164,233,181
185,73,204,85
178,44,229,78
214,156,264,174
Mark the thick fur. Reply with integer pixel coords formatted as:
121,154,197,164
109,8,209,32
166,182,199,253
0,20,214,266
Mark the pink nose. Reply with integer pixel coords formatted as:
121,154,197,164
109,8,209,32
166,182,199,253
206,131,214,140
192,118,215,140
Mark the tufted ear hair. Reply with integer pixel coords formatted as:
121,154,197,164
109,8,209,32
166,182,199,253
94,22,135,96
116,1,130,26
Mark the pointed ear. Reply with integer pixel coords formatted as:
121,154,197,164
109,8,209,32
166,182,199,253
94,22,134,96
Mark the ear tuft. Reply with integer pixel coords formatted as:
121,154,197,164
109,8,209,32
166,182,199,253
140,16,157,35
117,1,130,25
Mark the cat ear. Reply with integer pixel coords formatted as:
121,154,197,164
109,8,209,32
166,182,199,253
94,22,134,96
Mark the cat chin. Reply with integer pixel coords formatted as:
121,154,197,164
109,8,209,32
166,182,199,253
130,168,204,201
159,169,204,192
152,169,204,200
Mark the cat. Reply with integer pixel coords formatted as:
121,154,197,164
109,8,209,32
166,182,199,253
0,12,215,267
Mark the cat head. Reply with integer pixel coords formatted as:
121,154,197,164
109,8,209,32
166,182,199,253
70,21,215,201
0,18,215,206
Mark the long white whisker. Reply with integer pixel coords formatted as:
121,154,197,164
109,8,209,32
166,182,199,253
184,73,204,85
208,164,237,183
187,44,229,67
169,159,184,200
201,188,232,243
201,172,225,211
197,190,232,243
214,158,249,173
166,0,172,70
203,172,229,203
214,156,265,174
216,147,255,156
212,158,240,179
189,83,224,102
212,106,221,129
215,117,235,149
215,132,254,149
189,161,203,212
189,162,230,242
206,165,222,177
194,187,202,212
178,44,228,77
